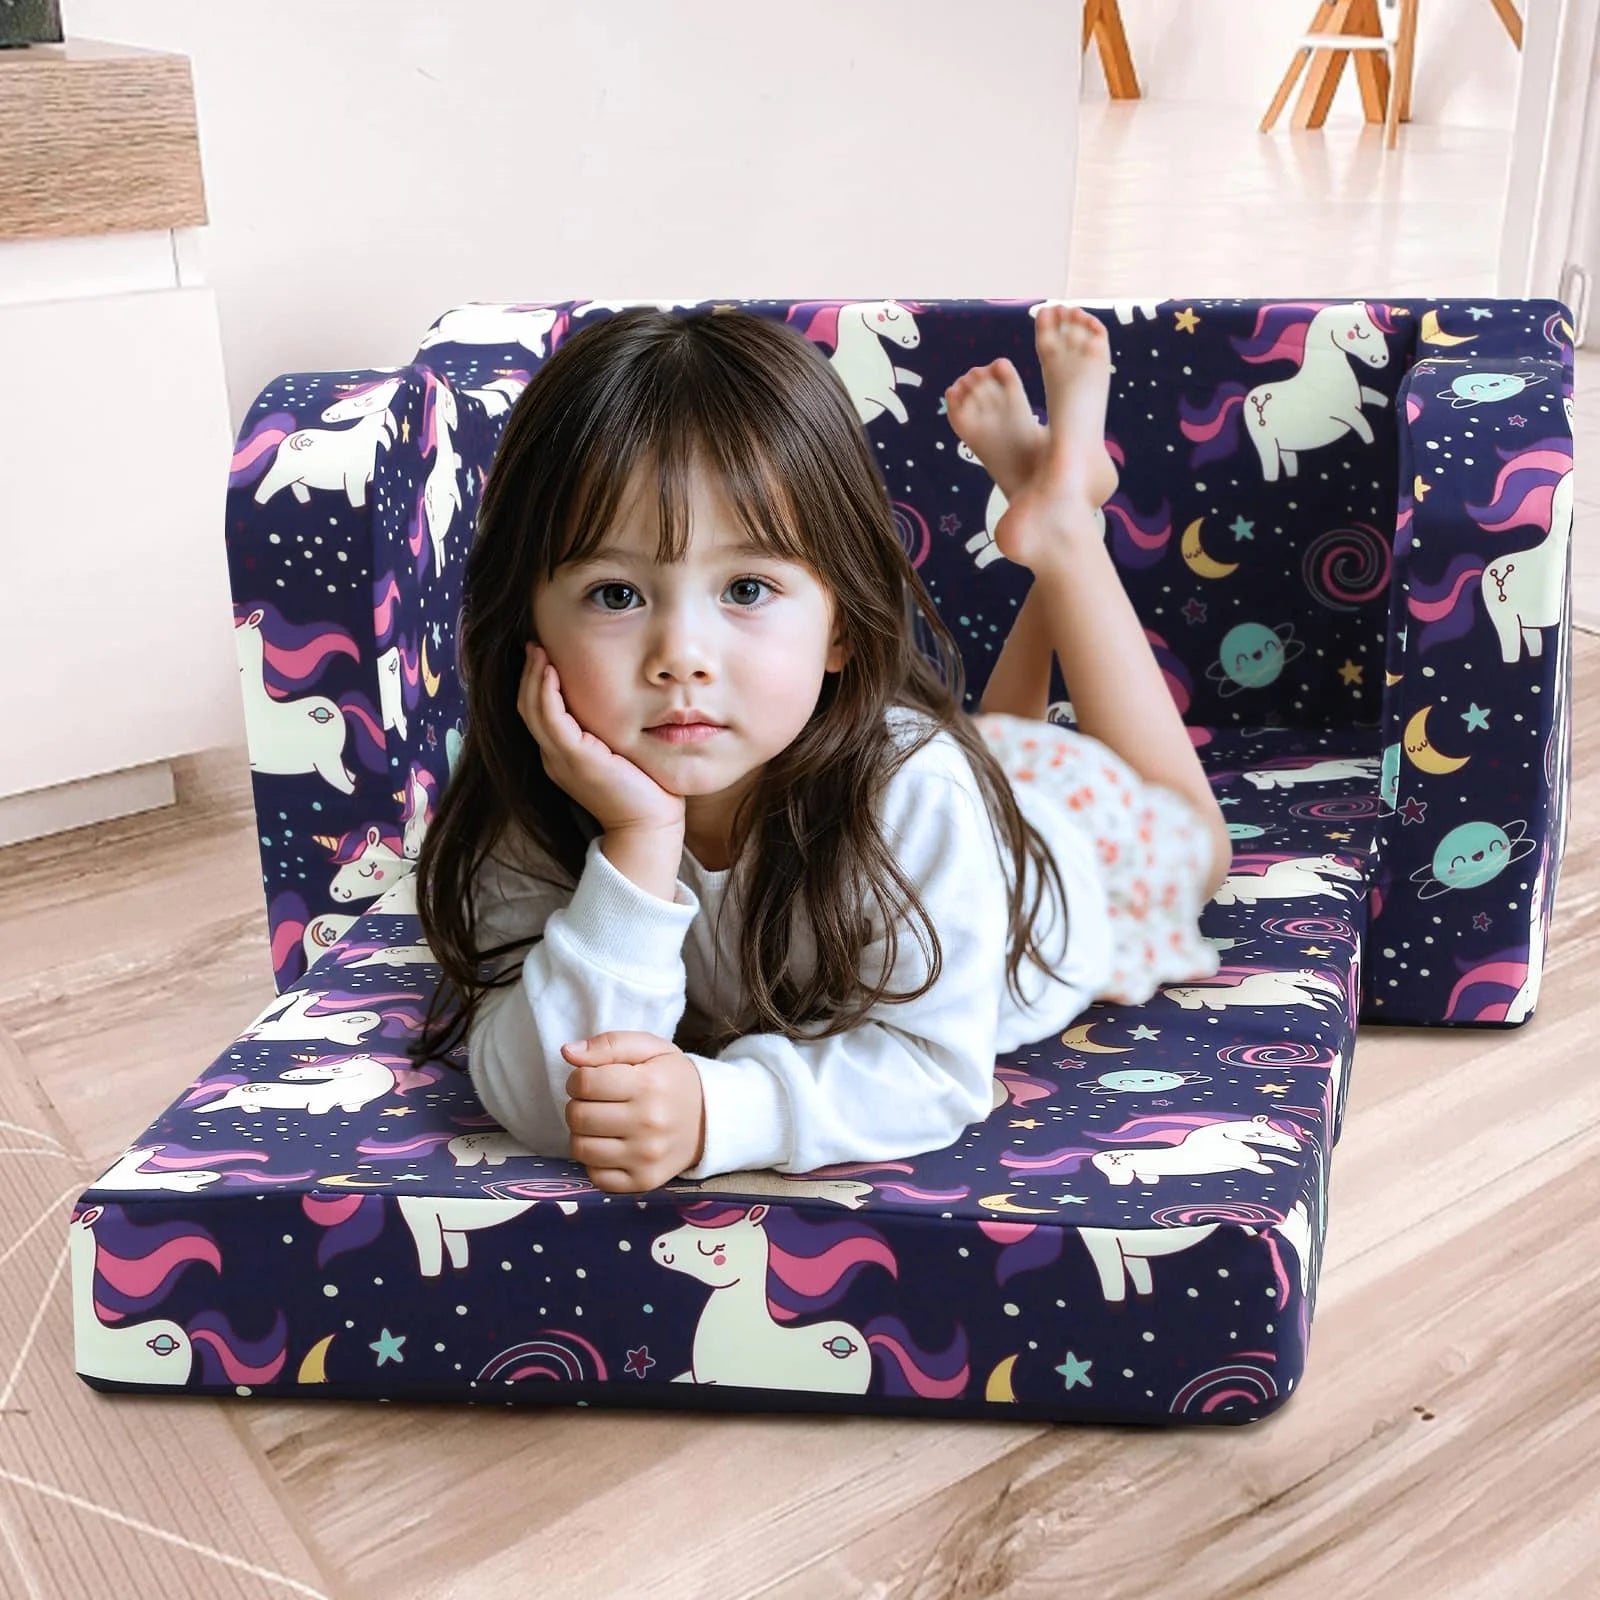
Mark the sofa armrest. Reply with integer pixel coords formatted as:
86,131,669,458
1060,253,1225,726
226,364,478,992
1365,317,1575,1025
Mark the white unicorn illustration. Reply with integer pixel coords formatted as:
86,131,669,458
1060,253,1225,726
192,1053,395,1115
234,607,359,793
70,1208,192,1386
1162,969,1347,1012
1211,854,1366,905
1242,756,1383,790
652,1206,872,1393
1095,1115,1302,1186
1240,301,1392,482
235,992,388,1045
252,375,402,507
1482,450,1572,665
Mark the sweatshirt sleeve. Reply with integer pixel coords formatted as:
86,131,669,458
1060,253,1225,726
466,833,700,1157
679,764,1010,1180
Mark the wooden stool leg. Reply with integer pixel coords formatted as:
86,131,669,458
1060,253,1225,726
1085,0,1143,100
1488,0,1523,50
1262,0,1342,130
1349,0,1391,123
1386,0,1419,146
1294,0,1359,130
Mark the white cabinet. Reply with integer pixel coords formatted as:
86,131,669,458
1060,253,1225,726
0,37,241,847
0,268,240,846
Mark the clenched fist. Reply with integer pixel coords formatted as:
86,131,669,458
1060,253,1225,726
561,1030,706,1193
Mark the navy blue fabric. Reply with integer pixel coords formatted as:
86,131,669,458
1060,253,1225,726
71,297,1573,1425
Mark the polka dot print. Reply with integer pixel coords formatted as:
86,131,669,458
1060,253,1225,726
974,712,1224,1006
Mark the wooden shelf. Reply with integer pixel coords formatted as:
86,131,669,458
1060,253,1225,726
0,36,207,242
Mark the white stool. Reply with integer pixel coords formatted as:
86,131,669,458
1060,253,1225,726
1262,0,1519,151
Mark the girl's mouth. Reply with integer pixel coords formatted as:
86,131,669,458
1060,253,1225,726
646,724,726,744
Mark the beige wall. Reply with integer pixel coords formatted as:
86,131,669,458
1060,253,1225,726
68,0,1085,431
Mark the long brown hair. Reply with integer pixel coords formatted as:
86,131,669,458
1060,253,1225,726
409,306,1069,1069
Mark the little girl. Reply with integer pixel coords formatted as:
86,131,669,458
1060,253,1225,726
411,304,1230,1195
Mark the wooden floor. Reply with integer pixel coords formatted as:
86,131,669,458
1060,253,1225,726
2,104,1595,1599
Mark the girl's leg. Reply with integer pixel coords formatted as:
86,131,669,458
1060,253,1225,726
979,582,1054,721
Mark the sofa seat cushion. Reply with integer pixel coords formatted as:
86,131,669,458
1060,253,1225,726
73,724,1379,1424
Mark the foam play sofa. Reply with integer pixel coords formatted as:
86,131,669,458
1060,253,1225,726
71,295,1575,1425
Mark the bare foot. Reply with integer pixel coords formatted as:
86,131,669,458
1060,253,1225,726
985,306,1119,571
944,320,1118,510
944,358,1048,498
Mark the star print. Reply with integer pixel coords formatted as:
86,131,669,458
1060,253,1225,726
370,1328,406,1365
401,415,411,444
1339,660,1363,685
1472,911,1492,931
1256,1081,1290,1095
625,1345,657,1378
1010,1118,1044,1130
383,1106,416,1116
1462,704,1491,731
1305,944,1333,957
1465,307,1493,320
1229,515,1254,540
940,513,960,536
1129,1024,1160,1040
1508,415,1527,427
1056,1350,1094,1388
1397,627,1408,648
1056,1193,1088,1206
1220,795,1241,807
1399,796,1428,824
1174,308,1200,334
1182,597,1208,623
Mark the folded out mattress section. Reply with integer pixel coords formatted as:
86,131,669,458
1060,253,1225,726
73,725,1378,1424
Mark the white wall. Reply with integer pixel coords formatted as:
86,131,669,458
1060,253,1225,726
68,0,1085,432
1083,0,1523,129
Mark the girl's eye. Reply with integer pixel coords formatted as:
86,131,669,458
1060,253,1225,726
583,576,780,612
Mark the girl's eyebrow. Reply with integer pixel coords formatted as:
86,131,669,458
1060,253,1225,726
568,538,782,570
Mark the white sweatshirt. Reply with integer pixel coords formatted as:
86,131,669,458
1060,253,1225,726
464,706,1115,1180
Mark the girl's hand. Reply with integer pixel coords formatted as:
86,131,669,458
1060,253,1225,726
560,1031,707,1192
519,644,687,838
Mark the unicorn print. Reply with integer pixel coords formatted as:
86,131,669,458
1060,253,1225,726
1480,435,1573,666
1162,969,1347,1012
397,1196,538,1277
235,990,387,1046
70,1208,193,1385
653,1206,873,1393
1211,854,1365,905
190,1054,397,1115
1078,1223,1223,1300
1241,756,1382,790
1094,1115,1302,1185
238,375,402,507
1179,301,1395,483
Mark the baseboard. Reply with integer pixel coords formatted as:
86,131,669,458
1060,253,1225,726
0,761,176,848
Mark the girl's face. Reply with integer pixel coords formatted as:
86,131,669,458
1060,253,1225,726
529,462,851,867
